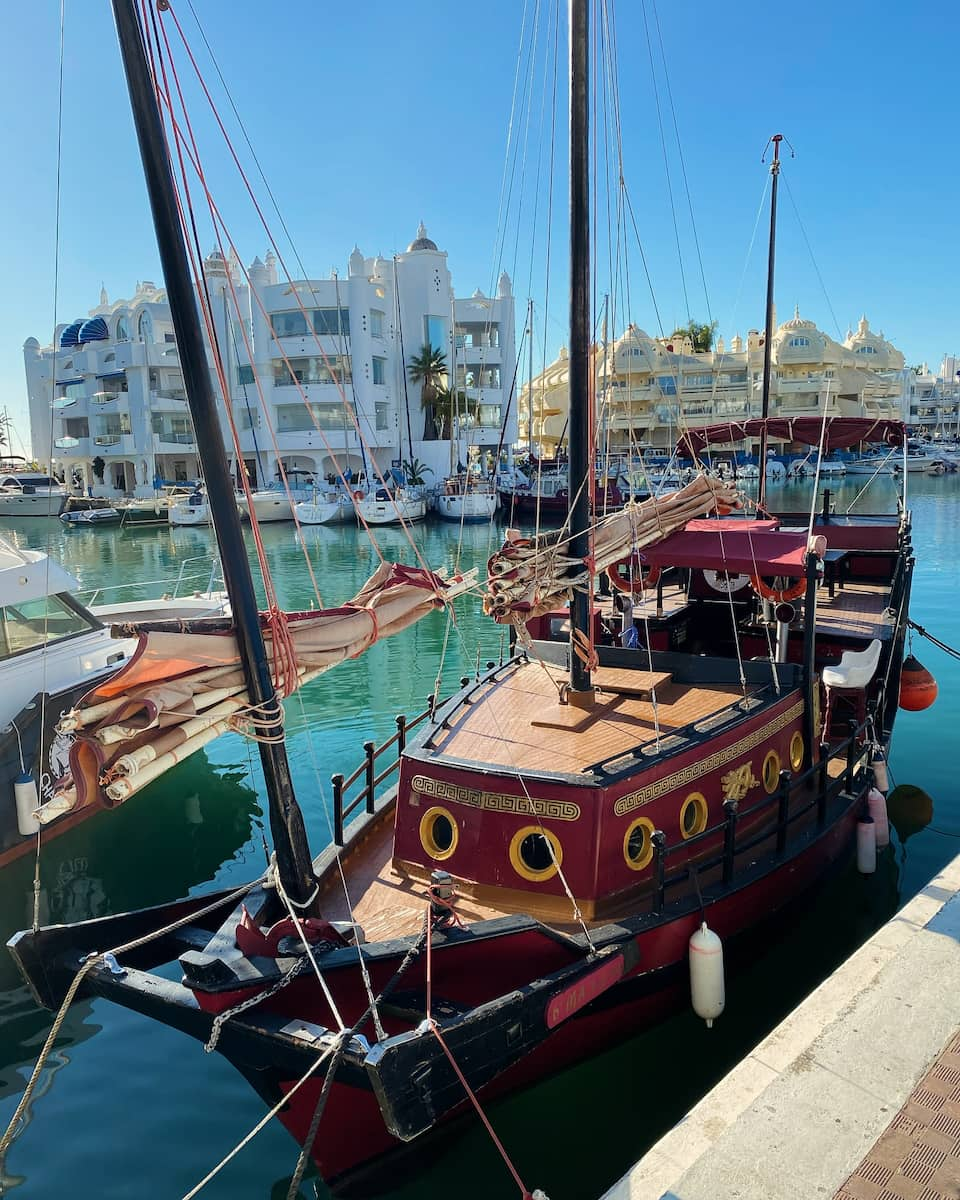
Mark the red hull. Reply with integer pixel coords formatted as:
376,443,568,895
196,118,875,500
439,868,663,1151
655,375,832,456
273,794,859,1190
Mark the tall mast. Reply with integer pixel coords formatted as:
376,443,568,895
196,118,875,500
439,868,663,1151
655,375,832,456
112,0,316,907
758,132,783,511
567,0,593,706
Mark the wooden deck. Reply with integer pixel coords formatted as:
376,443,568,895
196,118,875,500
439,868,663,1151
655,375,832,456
814,581,894,641
430,660,753,776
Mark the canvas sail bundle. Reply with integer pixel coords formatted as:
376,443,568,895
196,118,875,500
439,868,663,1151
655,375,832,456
483,474,740,622
39,562,470,821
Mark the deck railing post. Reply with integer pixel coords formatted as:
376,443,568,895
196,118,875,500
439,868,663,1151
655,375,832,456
776,769,792,855
363,741,376,814
396,714,407,754
845,719,858,792
332,773,345,846
722,799,738,885
652,831,666,914
818,742,830,825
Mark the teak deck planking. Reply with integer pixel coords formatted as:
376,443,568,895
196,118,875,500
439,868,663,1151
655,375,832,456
431,661,752,775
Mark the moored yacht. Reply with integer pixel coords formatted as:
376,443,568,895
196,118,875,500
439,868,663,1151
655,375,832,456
0,464,67,517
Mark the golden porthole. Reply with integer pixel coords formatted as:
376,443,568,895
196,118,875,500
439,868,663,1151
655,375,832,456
623,816,656,871
419,806,458,861
680,792,708,840
509,825,562,883
762,750,781,794
789,732,804,772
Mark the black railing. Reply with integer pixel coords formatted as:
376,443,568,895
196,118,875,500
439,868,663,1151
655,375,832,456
649,716,871,916
331,695,437,846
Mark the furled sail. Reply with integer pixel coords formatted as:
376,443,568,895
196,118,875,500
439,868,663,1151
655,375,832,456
483,474,740,622
38,562,470,821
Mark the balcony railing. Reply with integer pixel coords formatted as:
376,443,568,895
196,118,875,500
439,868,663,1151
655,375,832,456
93,435,121,446
156,432,195,444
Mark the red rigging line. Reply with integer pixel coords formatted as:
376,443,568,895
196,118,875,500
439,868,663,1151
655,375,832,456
157,1,436,563
143,1,445,599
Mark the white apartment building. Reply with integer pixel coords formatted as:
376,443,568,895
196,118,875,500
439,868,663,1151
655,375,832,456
24,225,517,496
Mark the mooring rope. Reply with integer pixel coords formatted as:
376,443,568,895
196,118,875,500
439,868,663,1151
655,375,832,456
907,619,960,662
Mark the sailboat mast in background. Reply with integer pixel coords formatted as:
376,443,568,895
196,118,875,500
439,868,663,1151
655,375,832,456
758,132,783,510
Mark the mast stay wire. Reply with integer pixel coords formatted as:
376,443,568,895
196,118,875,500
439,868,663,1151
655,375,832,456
160,6,435,567
33,0,68,933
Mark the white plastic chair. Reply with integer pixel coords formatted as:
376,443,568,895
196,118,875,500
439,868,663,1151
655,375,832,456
822,639,882,740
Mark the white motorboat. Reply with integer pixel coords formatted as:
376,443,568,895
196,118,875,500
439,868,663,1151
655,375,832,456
59,507,122,527
0,538,229,866
238,488,295,524
435,476,498,523
293,490,354,525
168,493,211,525
355,487,427,526
0,468,67,517
844,456,898,475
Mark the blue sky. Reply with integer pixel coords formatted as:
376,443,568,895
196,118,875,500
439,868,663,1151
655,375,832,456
2,0,957,456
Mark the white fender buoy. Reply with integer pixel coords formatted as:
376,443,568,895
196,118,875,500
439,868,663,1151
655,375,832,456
689,921,725,1027
15,771,40,836
857,813,877,874
867,787,890,848
871,747,889,793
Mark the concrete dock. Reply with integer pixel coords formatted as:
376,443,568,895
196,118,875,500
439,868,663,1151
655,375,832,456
603,852,960,1200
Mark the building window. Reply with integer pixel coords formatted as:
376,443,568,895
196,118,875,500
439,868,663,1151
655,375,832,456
372,357,386,385
272,356,352,386
64,418,89,438
55,380,86,403
375,402,388,430
237,364,255,386
656,376,678,396
856,345,876,355
271,310,310,339
370,310,385,339
119,412,132,435
424,315,446,353
684,373,713,387
164,332,177,344
116,317,130,341
788,336,810,348
313,308,350,337
138,311,152,342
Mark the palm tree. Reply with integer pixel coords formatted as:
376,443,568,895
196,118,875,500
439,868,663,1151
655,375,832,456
670,320,718,353
408,345,447,440
432,387,478,440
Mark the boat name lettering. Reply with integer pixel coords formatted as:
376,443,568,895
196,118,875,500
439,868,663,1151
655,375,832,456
613,700,803,816
411,776,579,821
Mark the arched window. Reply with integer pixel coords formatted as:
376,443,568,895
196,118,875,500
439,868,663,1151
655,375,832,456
116,316,130,341
138,311,152,342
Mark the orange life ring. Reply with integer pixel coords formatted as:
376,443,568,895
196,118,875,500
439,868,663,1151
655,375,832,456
353,490,365,500
607,554,662,595
749,575,806,604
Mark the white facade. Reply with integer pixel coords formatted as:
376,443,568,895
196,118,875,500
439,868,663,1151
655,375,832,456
24,226,517,496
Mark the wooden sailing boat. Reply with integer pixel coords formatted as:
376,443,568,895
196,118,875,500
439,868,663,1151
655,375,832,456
8,1,919,1194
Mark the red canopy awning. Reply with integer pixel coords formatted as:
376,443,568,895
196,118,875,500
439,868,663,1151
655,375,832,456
677,417,906,457
640,523,814,577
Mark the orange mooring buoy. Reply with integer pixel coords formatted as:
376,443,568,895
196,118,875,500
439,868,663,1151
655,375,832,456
899,654,938,711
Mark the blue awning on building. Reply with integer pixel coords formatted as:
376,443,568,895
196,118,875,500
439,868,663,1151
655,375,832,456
96,370,126,379
55,378,84,387
78,316,109,343
59,321,83,348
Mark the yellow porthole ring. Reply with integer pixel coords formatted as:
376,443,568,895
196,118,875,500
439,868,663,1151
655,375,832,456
789,731,804,772
623,816,656,871
680,792,708,840
509,825,562,883
419,806,459,861
762,749,781,794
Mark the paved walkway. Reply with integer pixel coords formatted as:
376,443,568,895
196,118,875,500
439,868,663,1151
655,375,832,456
602,852,960,1200
835,1028,960,1199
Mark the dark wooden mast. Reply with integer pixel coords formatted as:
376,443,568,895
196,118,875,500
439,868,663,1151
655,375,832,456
567,0,594,706
112,0,317,907
758,132,783,511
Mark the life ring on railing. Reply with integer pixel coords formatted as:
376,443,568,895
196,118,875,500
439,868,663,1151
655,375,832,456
749,575,806,604
703,569,751,595
353,490,365,500
607,554,661,595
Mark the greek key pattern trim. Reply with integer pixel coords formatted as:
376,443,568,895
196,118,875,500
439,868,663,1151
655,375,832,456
613,699,804,817
411,775,580,822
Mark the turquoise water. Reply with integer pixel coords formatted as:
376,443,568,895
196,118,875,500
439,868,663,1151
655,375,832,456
0,477,955,1199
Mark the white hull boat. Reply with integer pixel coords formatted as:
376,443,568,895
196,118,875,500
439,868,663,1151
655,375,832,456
355,489,427,526
238,489,295,524
292,493,353,525
168,499,211,525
